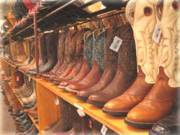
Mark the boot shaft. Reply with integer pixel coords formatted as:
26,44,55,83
117,24,137,82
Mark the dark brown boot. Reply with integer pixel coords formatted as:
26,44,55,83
42,32,66,78
76,27,118,100
88,24,137,107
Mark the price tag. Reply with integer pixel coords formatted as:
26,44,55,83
110,36,123,52
54,98,59,105
74,103,85,117
74,103,83,110
77,108,86,117
16,76,19,81
28,76,31,81
101,125,108,135
152,24,162,44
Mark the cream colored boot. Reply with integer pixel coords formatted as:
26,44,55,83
158,0,180,87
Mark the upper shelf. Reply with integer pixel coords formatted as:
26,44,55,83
5,0,127,40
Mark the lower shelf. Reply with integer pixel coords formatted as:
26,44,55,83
35,78,148,135
11,88,40,131
28,113,39,131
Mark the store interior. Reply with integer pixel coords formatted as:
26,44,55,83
0,0,179,135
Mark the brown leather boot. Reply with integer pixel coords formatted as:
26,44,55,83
76,27,118,100
42,32,66,78
125,67,177,128
103,66,153,116
59,29,94,88
66,60,101,92
60,60,83,81
88,24,137,107
59,58,90,89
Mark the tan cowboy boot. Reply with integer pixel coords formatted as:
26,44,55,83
125,0,179,128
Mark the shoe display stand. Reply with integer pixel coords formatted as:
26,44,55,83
0,58,148,135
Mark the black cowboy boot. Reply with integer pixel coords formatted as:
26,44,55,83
28,32,58,74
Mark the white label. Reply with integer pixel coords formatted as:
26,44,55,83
110,36,123,52
101,125,108,135
16,76,19,81
54,98,59,105
77,109,86,117
152,24,162,44
74,103,83,110
28,76,31,81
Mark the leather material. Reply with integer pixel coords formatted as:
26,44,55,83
66,60,101,92
125,67,177,128
103,67,153,116
28,32,58,74
59,60,83,81
43,99,80,134
88,24,137,107
42,32,66,78
77,27,119,99
66,29,106,92
59,30,93,88
49,30,77,81
157,0,180,87
59,59,90,88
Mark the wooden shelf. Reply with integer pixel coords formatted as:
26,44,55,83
35,78,148,135
28,113,39,131
1,58,149,135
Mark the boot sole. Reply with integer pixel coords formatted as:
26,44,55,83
87,100,104,108
102,109,128,117
125,118,154,129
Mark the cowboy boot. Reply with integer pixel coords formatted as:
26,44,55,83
50,30,77,82
17,77,34,98
28,31,58,74
43,99,79,135
19,39,37,72
56,30,86,82
59,30,93,88
77,16,125,99
88,24,137,107
102,0,159,113
125,0,179,128
25,34,47,73
42,32,66,78
16,40,31,66
65,29,105,92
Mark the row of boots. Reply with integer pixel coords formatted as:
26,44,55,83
1,78,38,135
4,0,180,134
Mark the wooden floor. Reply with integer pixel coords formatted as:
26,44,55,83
0,91,16,135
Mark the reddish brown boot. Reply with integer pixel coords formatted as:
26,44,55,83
65,60,101,92
59,59,90,89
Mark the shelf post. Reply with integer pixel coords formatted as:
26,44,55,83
33,11,39,74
